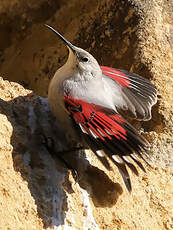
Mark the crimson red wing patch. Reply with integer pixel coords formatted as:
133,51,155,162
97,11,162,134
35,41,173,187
65,96,149,192
101,66,130,87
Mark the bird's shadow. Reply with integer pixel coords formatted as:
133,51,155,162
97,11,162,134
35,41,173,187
0,93,123,228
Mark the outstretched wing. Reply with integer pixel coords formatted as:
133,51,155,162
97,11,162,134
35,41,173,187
65,96,149,192
101,66,157,121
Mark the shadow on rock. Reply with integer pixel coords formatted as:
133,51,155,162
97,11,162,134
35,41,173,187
0,95,68,228
79,164,123,207
0,93,123,227
61,150,123,207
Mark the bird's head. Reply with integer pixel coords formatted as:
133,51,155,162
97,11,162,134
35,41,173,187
45,25,102,79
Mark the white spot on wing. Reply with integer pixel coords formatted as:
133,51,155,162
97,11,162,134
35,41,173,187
79,123,88,134
89,128,98,138
123,156,131,163
112,155,122,163
130,154,137,159
96,150,104,157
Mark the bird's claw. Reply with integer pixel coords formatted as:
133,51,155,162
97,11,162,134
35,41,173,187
41,134,79,182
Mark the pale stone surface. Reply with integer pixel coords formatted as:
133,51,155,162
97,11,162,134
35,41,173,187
0,0,172,229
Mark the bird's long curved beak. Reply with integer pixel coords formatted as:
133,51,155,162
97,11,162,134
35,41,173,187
45,24,75,53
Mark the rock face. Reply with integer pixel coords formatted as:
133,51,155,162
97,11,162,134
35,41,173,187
0,0,173,229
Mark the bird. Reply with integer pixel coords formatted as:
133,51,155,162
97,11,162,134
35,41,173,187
45,24,157,192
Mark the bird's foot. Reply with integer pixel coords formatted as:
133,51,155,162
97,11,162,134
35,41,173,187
41,135,81,181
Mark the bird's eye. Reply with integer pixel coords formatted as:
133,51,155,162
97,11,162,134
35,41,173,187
81,57,88,62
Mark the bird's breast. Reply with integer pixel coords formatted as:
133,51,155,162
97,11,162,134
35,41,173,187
62,76,116,111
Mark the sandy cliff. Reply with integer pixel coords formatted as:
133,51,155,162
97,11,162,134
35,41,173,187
0,0,172,229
